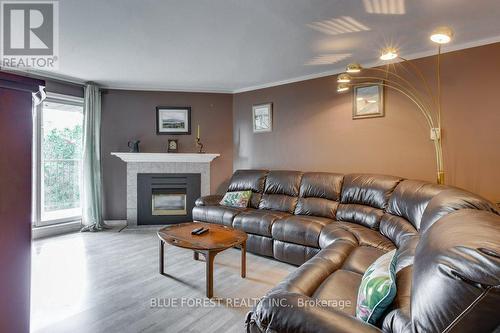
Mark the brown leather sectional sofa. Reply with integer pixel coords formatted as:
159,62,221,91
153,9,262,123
193,170,500,332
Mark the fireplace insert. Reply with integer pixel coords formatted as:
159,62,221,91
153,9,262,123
137,173,200,225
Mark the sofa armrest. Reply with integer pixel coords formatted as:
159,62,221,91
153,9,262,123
246,291,381,333
195,194,223,207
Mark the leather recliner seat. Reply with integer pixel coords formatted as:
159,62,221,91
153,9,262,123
192,170,500,332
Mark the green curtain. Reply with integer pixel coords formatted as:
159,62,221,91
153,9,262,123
81,83,106,232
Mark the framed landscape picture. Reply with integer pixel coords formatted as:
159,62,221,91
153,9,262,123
252,103,273,133
156,107,191,135
353,83,384,119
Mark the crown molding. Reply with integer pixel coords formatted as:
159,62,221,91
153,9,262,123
232,35,500,93
100,84,233,94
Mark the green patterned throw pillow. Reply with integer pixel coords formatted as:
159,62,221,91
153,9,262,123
356,249,397,325
219,190,252,208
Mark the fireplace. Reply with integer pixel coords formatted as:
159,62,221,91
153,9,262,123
152,192,187,216
137,173,200,225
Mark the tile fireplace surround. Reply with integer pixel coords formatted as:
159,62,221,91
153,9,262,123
111,153,220,226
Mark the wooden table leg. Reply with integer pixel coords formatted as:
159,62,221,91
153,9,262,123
193,251,199,261
159,240,164,274
205,250,216,298
241,240,246,278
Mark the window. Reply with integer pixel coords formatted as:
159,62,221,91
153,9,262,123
33,93,84,226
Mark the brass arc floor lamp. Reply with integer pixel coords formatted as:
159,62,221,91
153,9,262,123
337,26,454,185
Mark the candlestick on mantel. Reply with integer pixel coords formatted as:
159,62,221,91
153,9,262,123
196,124,205,153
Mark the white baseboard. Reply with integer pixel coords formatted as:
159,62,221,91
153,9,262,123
32,220,81,240
104,220,127,227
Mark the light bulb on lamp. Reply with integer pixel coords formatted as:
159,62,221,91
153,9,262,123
337,74,352,83
430,26,454,44
337,83,350,93
380,47,398,61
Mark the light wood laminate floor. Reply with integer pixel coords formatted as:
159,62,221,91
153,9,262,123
31,225,295,333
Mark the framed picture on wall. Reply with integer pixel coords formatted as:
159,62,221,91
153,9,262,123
156,106,191,135
252,103,273,133
353,82,384,119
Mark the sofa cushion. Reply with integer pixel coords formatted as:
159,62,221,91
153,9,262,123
382,265,413,331
356,250,397,325
299,172,344,200
295,197,339,219
294,172,343,219
259,171,302,213
219,190,252,208
272,215,334,247
379,213,418,248
420,188,500,233
273,240,320,266
232,209,290,237
341,246,388,275
194,194,223,206
386,180,445,230
263,170,303,195
320,222,395,252
340,174,403,209
227,169,268,192
227,169,268,208
336,204,385,229
312,269,362,316
192,205,244,227
259,194,298,214
246,234,274,257
276,240,357,296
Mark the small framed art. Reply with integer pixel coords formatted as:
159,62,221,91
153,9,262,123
252,103,273,133
156,106,191,135
353,83,384,119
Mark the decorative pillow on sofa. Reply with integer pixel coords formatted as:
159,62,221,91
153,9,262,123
219,190,252,208
356,249,397,325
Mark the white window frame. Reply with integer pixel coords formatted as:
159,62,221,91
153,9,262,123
32,92,84,227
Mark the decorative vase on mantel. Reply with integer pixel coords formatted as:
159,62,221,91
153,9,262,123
128,140,140,152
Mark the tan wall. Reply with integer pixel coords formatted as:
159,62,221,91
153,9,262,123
101,90,233,219
233,43,500,203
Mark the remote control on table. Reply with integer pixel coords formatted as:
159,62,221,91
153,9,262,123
195,228,209,235
191,227,204,235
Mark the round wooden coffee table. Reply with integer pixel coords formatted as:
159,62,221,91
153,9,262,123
157,222,247,298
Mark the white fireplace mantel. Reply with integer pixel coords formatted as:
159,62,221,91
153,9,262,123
111,152,220,227
111,152,220,163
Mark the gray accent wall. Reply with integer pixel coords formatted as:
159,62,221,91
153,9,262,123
101,89,233,220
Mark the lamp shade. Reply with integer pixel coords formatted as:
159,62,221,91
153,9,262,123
346,63,362,73
337,83,350,93
430,26,454,44
380,47,398,61
337,73,352,83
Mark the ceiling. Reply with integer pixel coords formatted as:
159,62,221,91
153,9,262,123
27,0,500,92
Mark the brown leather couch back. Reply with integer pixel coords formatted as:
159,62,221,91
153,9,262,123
336,174,402,229
294,172,343,219
259,171,303,213
227,169,268,208
420,187,500,233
